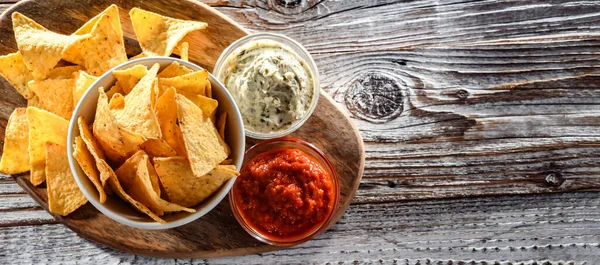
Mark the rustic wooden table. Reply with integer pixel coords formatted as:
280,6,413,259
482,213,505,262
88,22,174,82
1,0,600,263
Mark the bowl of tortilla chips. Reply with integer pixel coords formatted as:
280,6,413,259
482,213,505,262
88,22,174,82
67,57,245,229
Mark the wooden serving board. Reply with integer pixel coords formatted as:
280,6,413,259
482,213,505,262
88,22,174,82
0,0,365,258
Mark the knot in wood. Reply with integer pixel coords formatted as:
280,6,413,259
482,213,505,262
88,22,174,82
276,0,302,8
544,172,565,187
344,73,404,123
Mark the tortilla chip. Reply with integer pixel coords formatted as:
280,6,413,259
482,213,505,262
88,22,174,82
177,42,189,61
106,162,166,223
217,111,227,141
157,61,193,78
12,12,86,79
0,108,29,174
129,8,207,57
127,155,194,215
154,157,238,207
114,150,149,192
77,116,110,186
155,87,187,157
140,138,177,158
113,64,147,95
63,8,126,75
105,83,122,99
109,93,125,110
93,88,144,163
73,136,106,203
46,142,87,216
27,107,68,186
64,5,122,65
205,79,212,98
176,94,229,177
27,78,74,119
47,66,83,79
129,52,147,61
27,95,44,109
0,52,35,99
158,69,208,95
179,92,218,121
220,159,233,165
72,70,98,107
112,63,161,138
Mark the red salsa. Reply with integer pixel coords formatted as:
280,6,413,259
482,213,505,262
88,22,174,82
232,148,335,240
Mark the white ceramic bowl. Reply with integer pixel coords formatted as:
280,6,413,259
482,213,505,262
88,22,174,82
67,57,245,230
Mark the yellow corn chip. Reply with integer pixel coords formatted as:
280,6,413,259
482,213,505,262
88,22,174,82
158,69,208,95
0,108,29,174
217,112,227,141
73,70,98,106
179,92,218,121
157,61,193,78
176,94,229,177
140,138,177,158
105,83,123,99
109,93,124,110
27,107,68,186
27,95,44,109
155,87,187,157
129,8,207,57
12,12,86,80
73,136,106,203
27,78,74,120
128,155,194,215
154,157,238,207
78,116,109,186
46,142,87,216
113,64,147,95
177,42,189,61
205,79,212,98
112,63,161,138
92,88,144,163
64,5,122,65
0,52,34,99
47,66,83,79
114,150,150,192
106,161,166,223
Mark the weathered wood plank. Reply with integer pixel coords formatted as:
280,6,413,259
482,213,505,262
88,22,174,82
1,192,599,263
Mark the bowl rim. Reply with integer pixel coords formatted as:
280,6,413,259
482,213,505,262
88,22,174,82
213,32,321,140
229,136,340,246
67,56,245,230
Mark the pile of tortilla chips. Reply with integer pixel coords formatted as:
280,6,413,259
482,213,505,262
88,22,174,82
0,5,238,222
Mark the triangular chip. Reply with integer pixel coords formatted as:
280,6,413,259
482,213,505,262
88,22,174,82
113,64,147,95
105,83,123,100
46,142,87,216
27,95,44,109
0,108,29,174
157,61,193,78
127,155,194,215
106,160,166,223
73,70,98,107
205,78,212,98
78,116,109,186
0,52,34,99
179,92,218,122
176,41,189,61
112,63,161,138
154,157,238,207
158,69,208,95
155,87,187,157
79,12,128,76
114,150,153,192
140,138,177,158
73,136,106,203
64,5,122,65
27,78,74,119
47,65,83,80
176,94,229,177
217,111,227,140
129,8,207,57
108,93,124,110
92,88,144,163
12,12,86,79
27,107,68,186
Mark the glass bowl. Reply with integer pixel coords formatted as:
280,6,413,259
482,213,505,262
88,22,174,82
229,137,339,246
213,33,320,140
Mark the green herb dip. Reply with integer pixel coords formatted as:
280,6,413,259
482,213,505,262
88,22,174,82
220,40,314,133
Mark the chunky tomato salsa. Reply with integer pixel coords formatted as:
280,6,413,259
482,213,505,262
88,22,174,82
232,148,335,240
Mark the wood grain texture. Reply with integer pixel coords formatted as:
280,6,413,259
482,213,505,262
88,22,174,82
1,0,600,263
0,0,363,258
